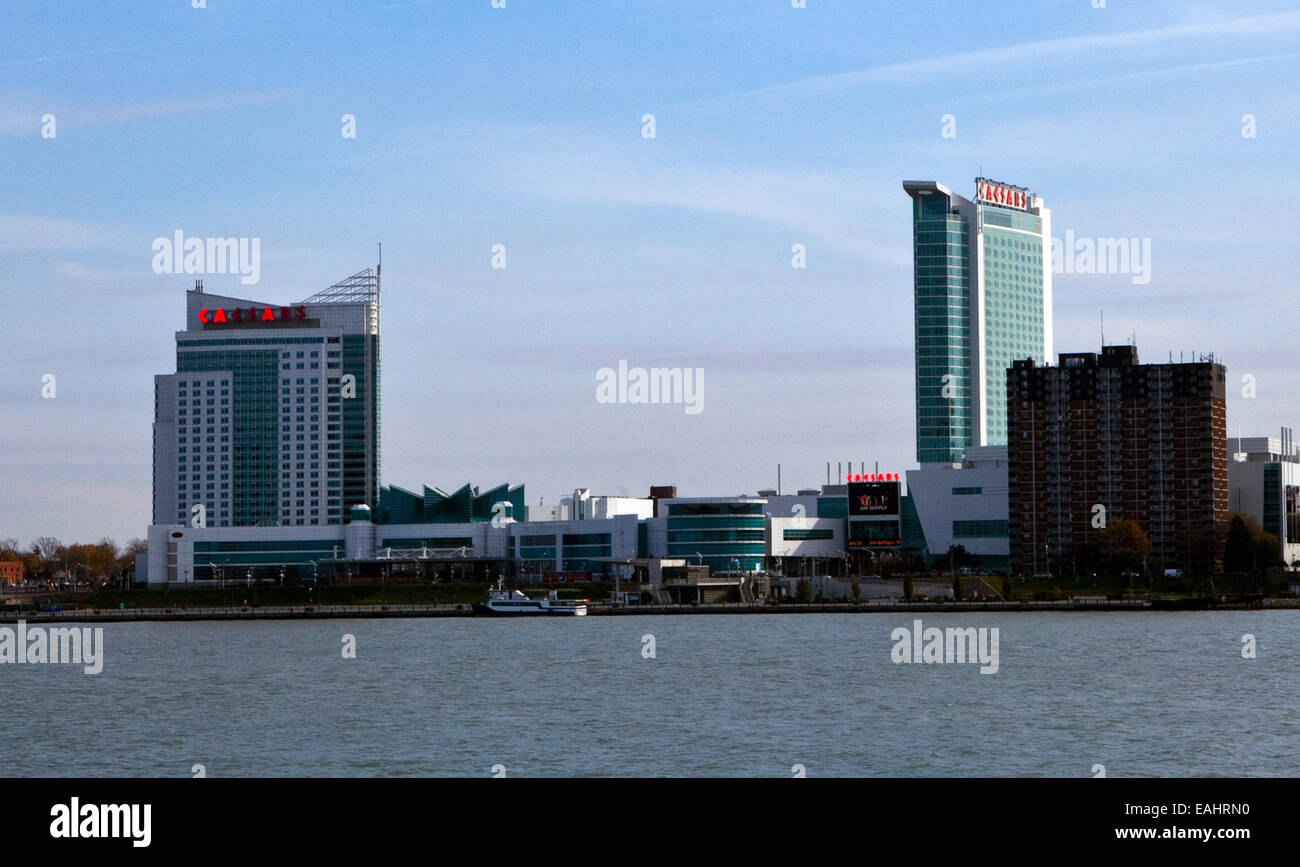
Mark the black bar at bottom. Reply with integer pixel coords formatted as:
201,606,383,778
6,778,1279,855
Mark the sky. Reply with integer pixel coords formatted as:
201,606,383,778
2,0,1299,547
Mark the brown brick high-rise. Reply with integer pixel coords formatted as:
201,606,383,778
1007,345,1227,576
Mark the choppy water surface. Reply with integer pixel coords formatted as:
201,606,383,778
3,612,1295,777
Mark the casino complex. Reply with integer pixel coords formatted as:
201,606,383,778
142,175,1284,591
142,267,914,599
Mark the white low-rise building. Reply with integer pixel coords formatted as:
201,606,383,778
1228,433,1300,568
146,505,641,587
905,446,1010,570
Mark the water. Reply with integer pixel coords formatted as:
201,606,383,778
2,612,1296,777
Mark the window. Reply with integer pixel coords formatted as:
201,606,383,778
783,528,834,541
952,520,1008,538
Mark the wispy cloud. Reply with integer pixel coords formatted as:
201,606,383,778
0,213,135,252
946,50,1300,106
694,10,1300,104
487,128,910,267
0,90,295,135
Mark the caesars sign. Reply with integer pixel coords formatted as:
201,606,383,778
975,177,1030,211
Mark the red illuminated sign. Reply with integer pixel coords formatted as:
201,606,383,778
850,473,897,482
198,305,307,325
976,178,1029,210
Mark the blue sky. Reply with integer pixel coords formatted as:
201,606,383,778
3,0,1299,546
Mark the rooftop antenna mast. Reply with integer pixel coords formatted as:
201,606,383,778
1100,311,1105,347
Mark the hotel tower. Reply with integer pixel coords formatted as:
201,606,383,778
902,178,1052,464
151,269,380,530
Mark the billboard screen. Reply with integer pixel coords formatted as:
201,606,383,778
848,481,899,517
847,520,902,548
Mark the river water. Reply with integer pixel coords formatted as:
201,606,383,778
3,611,1295,777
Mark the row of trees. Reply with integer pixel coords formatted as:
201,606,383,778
0,537,147,588
1030,512,1287,581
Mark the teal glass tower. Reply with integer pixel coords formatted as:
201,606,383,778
903,178,1051,464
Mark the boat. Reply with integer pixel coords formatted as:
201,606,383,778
472,581,588,616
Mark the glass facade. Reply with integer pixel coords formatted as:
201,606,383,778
901,494,926,554
953,519,1009,538
783,528,834,541
908,180,1048,462
562,532,612,572
380,482,526,524
665,501,765,572
342,333,380,513
912,190,971,463
1264,463,1281,541
178,350,278,526
816,496,848,519
191,538,338,580
980,214,1045,445
380,537,474,549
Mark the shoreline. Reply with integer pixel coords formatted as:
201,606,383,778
1,597,1288,624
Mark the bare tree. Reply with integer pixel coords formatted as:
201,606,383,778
31,536,63,570
117,538,148,573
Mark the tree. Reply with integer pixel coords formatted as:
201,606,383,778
1254,532,1282,574
1001,575,1012,600
937,544,975,573
31,537,62,572
952,574,962,601
903,573,914,601
117,538,148,574
1099,520,1151,575
1223,514,1256,575
851,581,862,601
795,578,812,603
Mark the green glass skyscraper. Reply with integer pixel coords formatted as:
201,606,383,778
903,178,1052,464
